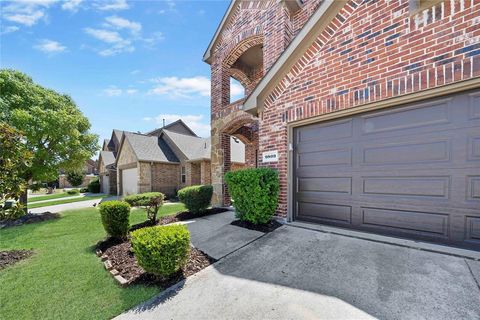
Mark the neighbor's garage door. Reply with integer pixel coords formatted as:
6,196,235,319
293,90,480,249
122,168,138,196
102,175,110,194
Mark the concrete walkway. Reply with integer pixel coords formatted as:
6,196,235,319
117,221,480,320
29,195,117,213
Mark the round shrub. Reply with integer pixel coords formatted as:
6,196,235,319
66,189,80,195
66,171,84,187
99,201,131,239
225,168,279,225
178,185,213,214
130,224,190,277
88,178,101,193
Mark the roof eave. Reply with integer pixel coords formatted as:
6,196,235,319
243,0,342,114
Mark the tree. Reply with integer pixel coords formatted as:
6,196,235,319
0,69,99,207
0,123,32,202
66,171,85,187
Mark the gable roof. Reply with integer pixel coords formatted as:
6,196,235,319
146,119,197,137
102,139,111,151
100,151,115,167
243,0,342,113
122,132,179,163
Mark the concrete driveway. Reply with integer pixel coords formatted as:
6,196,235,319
117,225,480,320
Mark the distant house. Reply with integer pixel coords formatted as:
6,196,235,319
58,158,99,188
114,120,245,196
98,129,124,194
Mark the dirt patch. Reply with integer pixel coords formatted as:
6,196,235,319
100,239,215,287
231,219,283,233
0,250,34,270
130,207,229,232
0,212,60,229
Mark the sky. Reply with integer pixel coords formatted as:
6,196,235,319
1,0,243,146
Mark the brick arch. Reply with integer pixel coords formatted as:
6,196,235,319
218,110,259,137
229,68,253,93
222,34,264,68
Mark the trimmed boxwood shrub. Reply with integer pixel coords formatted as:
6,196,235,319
99,201,131,239
124,192,164,224
66,189,80,195
225,168,279,225
178,185,213,214
88,178,101,193
130,224,190,277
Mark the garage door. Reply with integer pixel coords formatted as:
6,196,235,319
102,175,110,194
293,90,480,249
122,168,138,196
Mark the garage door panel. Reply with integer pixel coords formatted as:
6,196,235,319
293,89,480,249
361,176,449,198
360,207,449,238
361,99,451,135
297,202,352,224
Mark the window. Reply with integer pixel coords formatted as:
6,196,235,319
181,166,186,183
409,0,443,15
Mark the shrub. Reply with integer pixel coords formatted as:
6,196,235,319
66,171,84,187
88,178,101,193
130,224,190,277
124,192,164,224
178,185,213,214
225,168,279,225
66,189,80,195
0,201,25,221
98,201,130,239
80,187,88,193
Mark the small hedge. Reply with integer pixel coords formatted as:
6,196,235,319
124,192,164,224
225,168,279,225
99,201,131,239
66,189,80,195
178,185,213,214
130,225,190,277
88,178,101,193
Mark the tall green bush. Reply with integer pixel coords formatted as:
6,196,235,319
88,178,101,193
130,225,190,277
178,185,213,214
98,201,130,239
124,192,164,224
225,168,279,225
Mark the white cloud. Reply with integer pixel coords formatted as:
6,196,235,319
95,0,129,11
126,89,138,95
1,26,20,35
84,28,122,43
149,76,210,98
1,0,56,26
130,69,140,75
145,114,211,137
230,78,245,99
34,39,67,54
84,27,134,56
104,15,141,34
61,0,82,12
103,86,122,96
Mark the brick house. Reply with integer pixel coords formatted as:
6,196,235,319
113,120,246,197
205,0,479,249
98,129,124,194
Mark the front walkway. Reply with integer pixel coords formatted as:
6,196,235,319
117,215,480,320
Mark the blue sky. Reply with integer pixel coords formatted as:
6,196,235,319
1,0,242,144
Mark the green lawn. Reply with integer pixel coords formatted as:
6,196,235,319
27,195,108,209
29,193,76,203
0,203,186,320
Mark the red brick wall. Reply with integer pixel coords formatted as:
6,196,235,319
259,0,480,216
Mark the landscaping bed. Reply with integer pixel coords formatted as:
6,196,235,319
96,238,214,287
0,250,34,270
231,219,283,233
0,212,60,229
130,207,228,231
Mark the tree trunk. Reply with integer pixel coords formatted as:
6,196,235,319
19,189,28,214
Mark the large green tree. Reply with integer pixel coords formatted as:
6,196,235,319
0,69,98,204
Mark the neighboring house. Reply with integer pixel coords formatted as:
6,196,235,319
97,129,124,194
205,0,479,249
115,120,245,196
58,158,98,188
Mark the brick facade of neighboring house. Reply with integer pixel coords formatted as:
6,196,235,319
206,0,480,248
113,120,246,197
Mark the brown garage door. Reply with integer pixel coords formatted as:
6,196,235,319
293,90,480,249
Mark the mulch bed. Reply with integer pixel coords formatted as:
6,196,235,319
97,238,215,287
0,250,34,270
130,207,229,232
231,219,283,233
0,212,60,229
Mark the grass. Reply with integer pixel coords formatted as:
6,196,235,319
27,195,108,209
0,203,186,320
29,193,76,203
